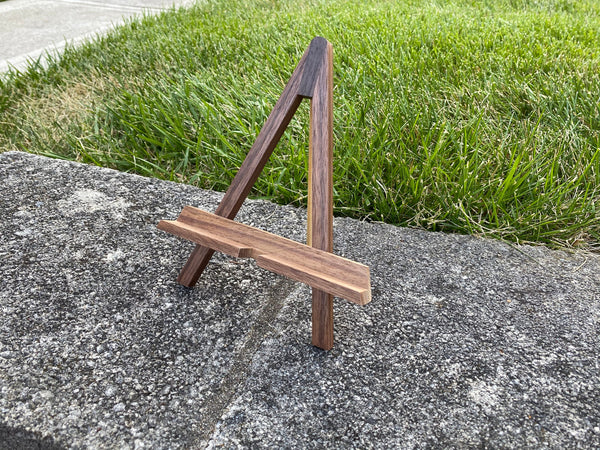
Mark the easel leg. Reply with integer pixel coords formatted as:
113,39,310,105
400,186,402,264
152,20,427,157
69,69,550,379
177,245,215,287
308,41,334,350
175,54,307,287
312,290,334,350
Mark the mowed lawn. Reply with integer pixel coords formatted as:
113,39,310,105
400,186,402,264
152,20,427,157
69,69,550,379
1,0,599,250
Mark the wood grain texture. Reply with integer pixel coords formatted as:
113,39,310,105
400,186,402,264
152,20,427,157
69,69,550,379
158,208,371,305
307,40,335,350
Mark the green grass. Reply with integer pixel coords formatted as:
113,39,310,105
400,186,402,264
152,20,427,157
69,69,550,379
1,0,599,250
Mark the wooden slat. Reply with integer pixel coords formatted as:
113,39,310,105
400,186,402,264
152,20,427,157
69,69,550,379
157,208,371,306
256,254,369,306
157,219,254,259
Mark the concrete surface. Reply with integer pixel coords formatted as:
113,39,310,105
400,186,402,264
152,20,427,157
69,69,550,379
0,0,194,73
1,151,599,448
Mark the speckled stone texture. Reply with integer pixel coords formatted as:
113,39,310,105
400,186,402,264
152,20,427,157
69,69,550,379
1,151,599,449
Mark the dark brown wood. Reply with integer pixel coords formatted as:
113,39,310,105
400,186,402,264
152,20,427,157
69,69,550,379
307,40,334,350
177,37,330,287
160,37,371,349
158,207,371,305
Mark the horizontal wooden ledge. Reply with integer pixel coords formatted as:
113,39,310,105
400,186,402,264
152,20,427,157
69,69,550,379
158,206,371,305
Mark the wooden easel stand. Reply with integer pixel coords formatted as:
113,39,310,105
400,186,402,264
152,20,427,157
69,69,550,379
158,37,371,350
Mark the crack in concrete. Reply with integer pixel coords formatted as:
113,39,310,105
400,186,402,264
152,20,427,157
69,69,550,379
191,278,302,446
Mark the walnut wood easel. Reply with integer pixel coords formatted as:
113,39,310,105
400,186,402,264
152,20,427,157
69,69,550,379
158,37,371,350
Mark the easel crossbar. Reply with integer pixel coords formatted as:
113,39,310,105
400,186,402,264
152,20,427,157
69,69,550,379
158,207,371,305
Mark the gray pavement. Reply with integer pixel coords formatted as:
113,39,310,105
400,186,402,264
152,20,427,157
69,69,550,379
0,0,194,73
1,151,599,448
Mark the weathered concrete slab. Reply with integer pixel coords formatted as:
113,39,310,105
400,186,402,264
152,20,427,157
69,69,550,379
1,151,599,448
0,151,302,448
211,225,600,448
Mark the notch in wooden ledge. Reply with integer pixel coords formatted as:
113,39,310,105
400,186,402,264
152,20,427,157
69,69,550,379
158,37,371,350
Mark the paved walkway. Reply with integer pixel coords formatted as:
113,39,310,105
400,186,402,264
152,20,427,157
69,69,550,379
0,0,194,72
